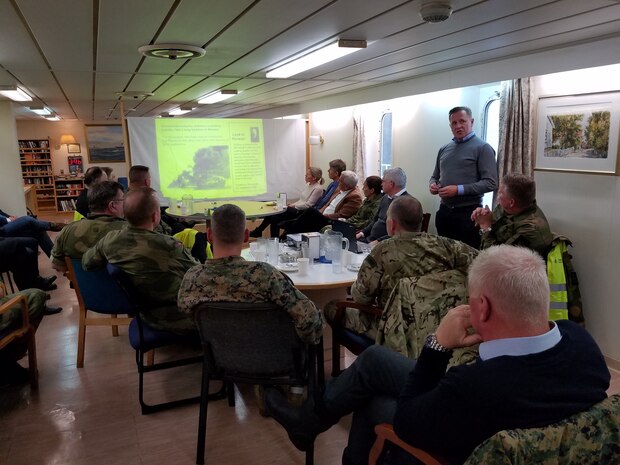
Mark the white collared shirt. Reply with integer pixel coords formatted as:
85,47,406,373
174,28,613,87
479,322,562,361
323,189,350,215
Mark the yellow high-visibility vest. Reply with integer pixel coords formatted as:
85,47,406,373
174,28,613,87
173,228,213,259
547,241,568,321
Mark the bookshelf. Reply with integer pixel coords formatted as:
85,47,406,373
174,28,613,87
19,139,55,213
54,177,85,212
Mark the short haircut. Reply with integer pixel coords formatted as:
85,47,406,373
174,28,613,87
449,106,473,118
84,166,105,186
503,173,536,209
329,159,346,174
365,175,382,195
123,187,158,226
339,170,359,189
468,245,549,325
387,196,423,232
128,165,150,185
211,204,246,244
383,167,407,189
88,181,124,212
308,166,324,185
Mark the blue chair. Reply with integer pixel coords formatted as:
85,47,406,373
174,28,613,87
65,257,133,368
106,263,223,415
117,176,129,191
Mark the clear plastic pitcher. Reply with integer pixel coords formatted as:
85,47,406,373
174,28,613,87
324,230,349,262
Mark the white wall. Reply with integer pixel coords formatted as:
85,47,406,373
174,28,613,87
16,120,129,179
534,64,620,364
0,102,27,215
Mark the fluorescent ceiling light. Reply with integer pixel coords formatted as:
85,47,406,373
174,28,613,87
30,106,52,116
45,115,61,121
169,106,194,116
0,85,32,101
266,39,367,79
198,90,238,104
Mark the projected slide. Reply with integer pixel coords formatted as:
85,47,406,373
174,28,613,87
155,118,266,200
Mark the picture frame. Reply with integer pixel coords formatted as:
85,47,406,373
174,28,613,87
67,143,81,153
85,124,125,163
535,92,620,175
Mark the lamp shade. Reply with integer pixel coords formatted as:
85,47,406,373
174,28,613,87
60,134,76,145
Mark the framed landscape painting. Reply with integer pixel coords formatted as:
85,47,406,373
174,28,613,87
535,92,620,175
85,124,125,163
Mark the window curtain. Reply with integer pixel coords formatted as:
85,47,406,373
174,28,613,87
497,78,534,178
352,111,366,182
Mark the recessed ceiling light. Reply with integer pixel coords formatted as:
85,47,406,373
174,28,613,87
198,90,238,104
169,105,195,116
138,43,206,60
0,85,32,101
29,105,52,115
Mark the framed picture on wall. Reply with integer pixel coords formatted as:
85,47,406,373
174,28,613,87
535,92,620,175
85,124,125,163
67,143,81,153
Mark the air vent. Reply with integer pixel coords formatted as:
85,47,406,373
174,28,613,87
138,43,206,60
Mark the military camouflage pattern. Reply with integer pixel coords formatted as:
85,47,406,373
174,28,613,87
0,288,46,333
50,214,126,268
82,227,199,333
464,394,620,465
178,256,323,344
345,194,383,229
375,270,479,368
155,219,172,235
481,201,553,258
324,232,478,338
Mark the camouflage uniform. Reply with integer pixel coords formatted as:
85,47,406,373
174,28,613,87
178,256,323,344
50,214,126,268
481,202,553,257
82,227,199,333
344,194,383,230
324,231,478,338
0,288,46,362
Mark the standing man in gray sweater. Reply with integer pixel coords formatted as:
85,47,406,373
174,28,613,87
429,106,498,248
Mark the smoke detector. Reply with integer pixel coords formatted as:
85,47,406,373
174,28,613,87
138,43,206,60
419,1,453,23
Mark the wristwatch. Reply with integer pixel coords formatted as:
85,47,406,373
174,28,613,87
424,333,451,353
479,226,492,235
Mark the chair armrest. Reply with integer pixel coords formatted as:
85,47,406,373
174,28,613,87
334,299,383,318
0,294,30,350
370,423,451,465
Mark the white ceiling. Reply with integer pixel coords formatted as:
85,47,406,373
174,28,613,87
1,0,620,122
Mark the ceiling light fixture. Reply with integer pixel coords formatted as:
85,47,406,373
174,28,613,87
29,105,52,116
0,85,32,101
266,39,367,79
45,114,61,121
138,43,206,60
198,90,238,104
169,105,195,116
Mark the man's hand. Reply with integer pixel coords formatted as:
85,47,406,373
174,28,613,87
429,183,440,195
438,185,458,198
355,231,364,240
9,216,17,221
471,205,492,229
435,305,483,349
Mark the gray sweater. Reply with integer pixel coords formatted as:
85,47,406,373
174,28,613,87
430,135,498,208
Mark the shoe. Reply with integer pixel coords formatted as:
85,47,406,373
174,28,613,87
48,222,66,232
44,305,62,315
249,229,263,238
34,275,57,291
264,387,328,451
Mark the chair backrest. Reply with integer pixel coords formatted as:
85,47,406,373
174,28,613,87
464,394,620,465
66,257,134,315
117,176,129,191
193,301,307,383
421,212,431,233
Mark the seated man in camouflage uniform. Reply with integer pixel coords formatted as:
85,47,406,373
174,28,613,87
0,284,46,386
51,181,126,272
264,245,611,465
325,195,478,340
82,187,199,334
178,203,323,345
471,173,553,257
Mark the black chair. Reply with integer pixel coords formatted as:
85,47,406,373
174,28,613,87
106,263,220,414
193,301,324,465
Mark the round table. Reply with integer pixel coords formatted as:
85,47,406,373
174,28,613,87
166,200,284,220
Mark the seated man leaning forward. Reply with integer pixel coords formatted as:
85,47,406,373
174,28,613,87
178,204,323,345
325,195,478,340
278,170,362,235
51,181,126,272
471,173,553,258
265,245,611,465
82,187,199,334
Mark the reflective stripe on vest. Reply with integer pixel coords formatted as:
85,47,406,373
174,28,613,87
547,241,568,320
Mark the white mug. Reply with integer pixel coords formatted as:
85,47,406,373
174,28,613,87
297,257,310,275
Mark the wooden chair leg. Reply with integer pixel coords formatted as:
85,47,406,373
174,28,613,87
77,308,86,368
111,314,119,337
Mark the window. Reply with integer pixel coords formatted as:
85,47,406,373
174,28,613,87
379,112,392,176
481,92,500,208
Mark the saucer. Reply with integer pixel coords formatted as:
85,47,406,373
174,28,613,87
277,263,299,272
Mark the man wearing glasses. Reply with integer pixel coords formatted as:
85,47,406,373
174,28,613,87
51,181,126,272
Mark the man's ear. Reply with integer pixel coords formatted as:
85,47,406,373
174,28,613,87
386,217,396,236
478,294,491,322
207,228,214,244
243,228,250,244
